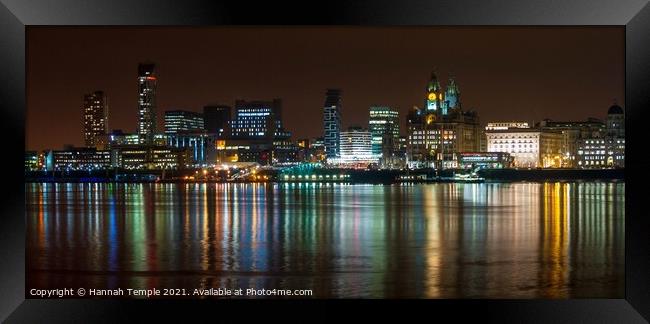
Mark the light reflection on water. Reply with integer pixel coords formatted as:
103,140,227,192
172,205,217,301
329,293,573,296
26,182,624,298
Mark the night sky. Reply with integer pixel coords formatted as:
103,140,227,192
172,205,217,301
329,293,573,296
26,27,624,151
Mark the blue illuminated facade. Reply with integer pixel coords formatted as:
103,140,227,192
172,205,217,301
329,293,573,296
167,133,216,166
425,72,461,116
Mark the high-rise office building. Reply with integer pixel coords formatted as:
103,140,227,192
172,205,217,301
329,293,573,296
82,91,108,148
368,106,400,165
203,105,231,135
223,99,292,165
229,99,289,139
137,63,157,144
323,89,342,159
164,110,204,134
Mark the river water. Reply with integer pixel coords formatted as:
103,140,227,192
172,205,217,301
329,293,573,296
26,181,624,298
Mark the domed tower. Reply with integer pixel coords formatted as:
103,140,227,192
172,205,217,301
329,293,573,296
606,103,624,138
425,71,443,113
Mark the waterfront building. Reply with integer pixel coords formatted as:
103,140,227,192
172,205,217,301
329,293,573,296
137,63,157,144
458,152,514,169
576,138,625,168
272,139,300,165
224,99,292,166
295,138,326,163
336,127,376,167
203,105,231,136
111,145,190,170
167,133,217,167
537,118,605,167
104,130,167,147
229,99,290,139
82,91,109,148
164,110,204,134
576,104,625,168
368,106,400,167
394,136,408,168
407,72,480,169
25,151,40,171
215,140,271,165
323,89,342,160
485,125,564,168
44,147,112,171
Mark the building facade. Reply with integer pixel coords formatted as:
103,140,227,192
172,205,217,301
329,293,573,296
576,138,625,168
83,91,109,148
111,145,190,170
137,63,157,144
164,110,205,134
323,89,342,160
407,72,480,169
219,99,293,166
486,127,564,168
44,147,112,171
167,133,217,167
229,99,290,139
368,106,400,167
338,127,375,166
576,104,625,168
25,151,41,171
537,118,605,167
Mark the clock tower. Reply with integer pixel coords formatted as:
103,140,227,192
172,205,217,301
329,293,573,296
425,71,443,113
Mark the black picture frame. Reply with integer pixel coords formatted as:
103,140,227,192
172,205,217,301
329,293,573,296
2,0,649,322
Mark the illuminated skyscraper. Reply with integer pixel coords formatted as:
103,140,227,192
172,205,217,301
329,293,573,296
368,106,400,165
82,91,108,148
323,89,342,159
137,63,157,144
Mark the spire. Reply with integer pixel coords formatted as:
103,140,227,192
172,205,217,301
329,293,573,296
427,69,441,92
447,76,459,95
444,74,460,110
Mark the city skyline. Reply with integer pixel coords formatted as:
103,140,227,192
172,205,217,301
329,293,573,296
27,27,624,151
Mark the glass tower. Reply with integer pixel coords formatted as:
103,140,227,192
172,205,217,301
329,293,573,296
368,106,400,160
137,63,157,144
323,89,342,159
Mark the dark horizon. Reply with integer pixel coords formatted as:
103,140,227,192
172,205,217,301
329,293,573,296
26,27,624,151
